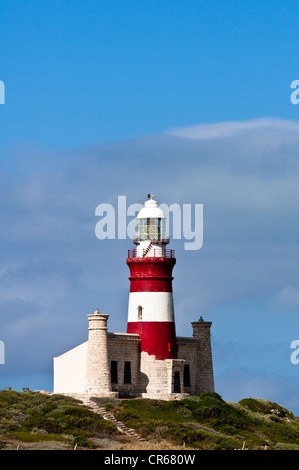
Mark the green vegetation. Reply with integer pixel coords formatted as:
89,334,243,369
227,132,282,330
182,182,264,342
0,390,118,449
1,390,299,450
94,393,299,450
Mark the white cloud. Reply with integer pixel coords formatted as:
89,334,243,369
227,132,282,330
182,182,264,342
166,117,299,140
274,287,299,309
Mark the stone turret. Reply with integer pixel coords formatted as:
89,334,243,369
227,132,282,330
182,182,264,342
192,317,214,394
85,309,117,397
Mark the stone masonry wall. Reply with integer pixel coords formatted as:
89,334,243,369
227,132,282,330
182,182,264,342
85,316,214,399
107,332,140,397
138,352,188,400
106,336,191,399
176,337,199,395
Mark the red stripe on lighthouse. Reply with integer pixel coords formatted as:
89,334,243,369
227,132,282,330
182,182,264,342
127,321,178,360
127,256,176,293
129,277,173,292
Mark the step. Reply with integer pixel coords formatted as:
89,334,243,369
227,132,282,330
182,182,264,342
82,399,146,442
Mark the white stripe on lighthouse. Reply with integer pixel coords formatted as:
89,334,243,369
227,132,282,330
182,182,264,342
127,291,175,323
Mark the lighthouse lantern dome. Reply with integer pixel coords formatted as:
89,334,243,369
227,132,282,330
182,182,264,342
136,197,166,220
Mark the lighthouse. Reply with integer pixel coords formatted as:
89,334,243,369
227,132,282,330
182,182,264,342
126,195,178,360
53,194,215,399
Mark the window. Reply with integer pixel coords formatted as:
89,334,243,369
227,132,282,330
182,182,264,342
173,371,181,393
138,305,143,320
136,217,166,241
111,361,118,384
124,361,131,384
168,342,178,353
184,364,191,387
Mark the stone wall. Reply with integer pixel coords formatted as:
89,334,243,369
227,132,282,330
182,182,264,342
106,338,192,399
176,337,199,395
54,313,214,399
104,317,214,398
107,332,140,397
138,352,188,399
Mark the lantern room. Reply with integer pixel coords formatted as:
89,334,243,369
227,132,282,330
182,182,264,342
134,195,169,257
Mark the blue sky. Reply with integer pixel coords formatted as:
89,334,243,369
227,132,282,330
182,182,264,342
1,1,299,414
1,0,299,148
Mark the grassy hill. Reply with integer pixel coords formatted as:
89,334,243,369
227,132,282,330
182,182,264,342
0,390,299,450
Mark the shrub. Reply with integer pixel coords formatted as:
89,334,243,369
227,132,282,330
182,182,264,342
105,403,115,412
73,435,95,449
40,403,58,414
239,398,292,418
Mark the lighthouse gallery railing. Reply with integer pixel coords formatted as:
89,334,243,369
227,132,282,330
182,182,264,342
127,248,175,258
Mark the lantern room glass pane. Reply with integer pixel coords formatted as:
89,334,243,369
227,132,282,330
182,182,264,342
137,218,166,241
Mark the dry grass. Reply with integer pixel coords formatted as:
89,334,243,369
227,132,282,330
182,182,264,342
110,440,195,450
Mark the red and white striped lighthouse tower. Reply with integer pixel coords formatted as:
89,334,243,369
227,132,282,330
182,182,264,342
126,195,178,360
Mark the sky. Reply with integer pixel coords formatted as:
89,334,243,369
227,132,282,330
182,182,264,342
1,0,299,414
